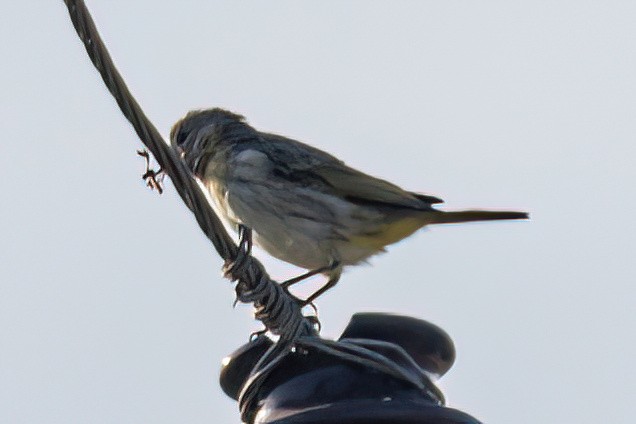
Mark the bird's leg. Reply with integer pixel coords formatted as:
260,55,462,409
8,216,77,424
280,266,331,289
303,271,341,306
281,261,341,306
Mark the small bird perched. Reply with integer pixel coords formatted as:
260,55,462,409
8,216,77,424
171,108,527,304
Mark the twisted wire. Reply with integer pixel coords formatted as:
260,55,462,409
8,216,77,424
237,335,444,422
62,0,313,339
62,3,443,422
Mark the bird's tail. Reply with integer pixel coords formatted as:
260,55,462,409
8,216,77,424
425,210,529,225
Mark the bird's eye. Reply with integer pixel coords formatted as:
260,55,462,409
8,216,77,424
176,128,189,146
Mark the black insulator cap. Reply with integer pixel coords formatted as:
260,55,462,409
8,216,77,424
339,313,456,379
219,314,479,424
219,335,273,400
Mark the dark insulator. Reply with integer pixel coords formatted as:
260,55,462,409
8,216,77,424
219,313,481,424
339,313,456,379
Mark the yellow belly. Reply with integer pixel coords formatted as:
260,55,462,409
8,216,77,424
349,217,425,251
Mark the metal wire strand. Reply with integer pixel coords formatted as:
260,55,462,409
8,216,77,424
237,336,443,423
62,3,443,423
62,0,314,339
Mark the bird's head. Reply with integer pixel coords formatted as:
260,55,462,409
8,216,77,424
170,108,245,176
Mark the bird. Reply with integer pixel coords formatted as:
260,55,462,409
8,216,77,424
171,108,528,304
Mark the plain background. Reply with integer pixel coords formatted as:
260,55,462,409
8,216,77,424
1,1,634,423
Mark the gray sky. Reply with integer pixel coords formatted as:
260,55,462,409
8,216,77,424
1,1,635,423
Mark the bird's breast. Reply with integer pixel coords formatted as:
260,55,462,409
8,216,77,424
203,178,241,230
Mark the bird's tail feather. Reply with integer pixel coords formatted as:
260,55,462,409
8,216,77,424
426,210,529,225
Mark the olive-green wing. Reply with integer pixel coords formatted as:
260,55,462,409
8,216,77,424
314,165,443,209
260,132,444,209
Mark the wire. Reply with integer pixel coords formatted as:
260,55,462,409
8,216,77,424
62,0,314,339
61,3,444,422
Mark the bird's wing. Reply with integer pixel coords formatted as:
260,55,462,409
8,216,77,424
259,133,443,209
313,165,442,209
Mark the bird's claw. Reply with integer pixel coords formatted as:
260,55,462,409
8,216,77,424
223,225,253,282
281,284,319,315
237,224,252,256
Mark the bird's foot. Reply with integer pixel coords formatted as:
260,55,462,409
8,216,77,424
223,225,253,283
237,224,252,256
280,284,319,315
